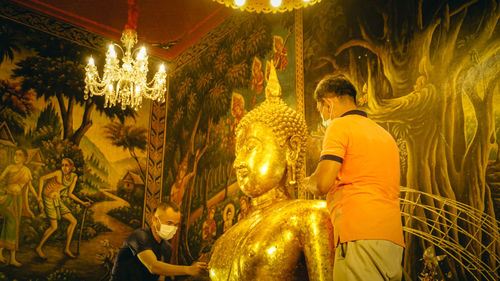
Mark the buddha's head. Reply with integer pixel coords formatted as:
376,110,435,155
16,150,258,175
233,62,307,199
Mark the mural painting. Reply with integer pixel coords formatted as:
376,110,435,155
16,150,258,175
303,0,499,280
161,12,297,266
0,10,152,281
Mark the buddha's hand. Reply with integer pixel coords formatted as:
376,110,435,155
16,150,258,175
186,261,208,276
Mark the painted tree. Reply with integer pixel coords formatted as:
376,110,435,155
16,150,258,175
304,0,500,279
0,22,22,65
168,112,212,208
104,121,148,180
0,79,34,137
28,103,62,146
11,33,136,145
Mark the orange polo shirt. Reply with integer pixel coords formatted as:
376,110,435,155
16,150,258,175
321,110,404,247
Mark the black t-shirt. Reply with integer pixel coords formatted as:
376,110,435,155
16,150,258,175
110,228,172,281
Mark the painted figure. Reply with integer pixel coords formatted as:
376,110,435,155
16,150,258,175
0,148,41,266
271,35,288,71
209,63,335,281
237,196,249,222
222,203,234,233
202,206,217,242
35,157,91,259
250,57,264,107
170,157,190,206
228,92,247,134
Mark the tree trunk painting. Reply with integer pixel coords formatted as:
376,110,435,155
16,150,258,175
169,112,211,208
304,0,500,279
168,111,212,263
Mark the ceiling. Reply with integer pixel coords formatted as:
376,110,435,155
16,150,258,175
11,0,233,60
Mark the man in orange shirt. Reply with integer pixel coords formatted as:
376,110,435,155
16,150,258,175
302,75,404,281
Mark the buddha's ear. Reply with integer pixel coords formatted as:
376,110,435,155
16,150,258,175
286,135,301,162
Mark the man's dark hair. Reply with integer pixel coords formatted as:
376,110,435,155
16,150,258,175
154,201,180,214
314,74,357,103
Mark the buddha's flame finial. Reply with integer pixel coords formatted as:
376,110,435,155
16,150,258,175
265,60,282,103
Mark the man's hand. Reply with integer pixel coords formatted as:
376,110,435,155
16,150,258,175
304,159,342,196
186,262,208,276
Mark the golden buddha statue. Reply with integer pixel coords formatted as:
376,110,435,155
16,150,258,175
208,63,334,281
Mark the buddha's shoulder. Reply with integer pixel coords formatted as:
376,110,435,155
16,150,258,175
282,199,327,208
276,199,329,215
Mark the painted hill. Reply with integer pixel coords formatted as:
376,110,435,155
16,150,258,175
79,136,147,188
80,136,117,186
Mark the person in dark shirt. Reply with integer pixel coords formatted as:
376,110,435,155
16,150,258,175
110,201,207,281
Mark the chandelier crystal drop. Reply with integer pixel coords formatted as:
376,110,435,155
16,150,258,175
84,29,167,110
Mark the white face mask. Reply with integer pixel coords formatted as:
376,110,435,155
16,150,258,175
320,102,334,128
156,218,178,240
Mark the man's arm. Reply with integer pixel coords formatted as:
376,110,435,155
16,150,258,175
303,159,341,196
137,250,207,276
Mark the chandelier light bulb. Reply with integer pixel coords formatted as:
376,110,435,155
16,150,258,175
159,64,166,72
108,45,116,58
88,57,95,66
137,47,146,60
271,0,282,7
303,0,310,2
234,0,245,6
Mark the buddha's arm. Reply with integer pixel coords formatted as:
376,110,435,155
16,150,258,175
301,210,335,281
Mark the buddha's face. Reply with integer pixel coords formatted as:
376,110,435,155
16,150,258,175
234,122,286,197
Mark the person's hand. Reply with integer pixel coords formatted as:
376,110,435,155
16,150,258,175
82,201,91,208
186,261,208,276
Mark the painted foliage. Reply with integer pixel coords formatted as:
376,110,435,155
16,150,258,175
0,9,151,281
162,12,296,265
303,0,500,280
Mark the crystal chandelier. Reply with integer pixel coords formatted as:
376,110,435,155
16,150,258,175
212,0,321,13
84,0,167,110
